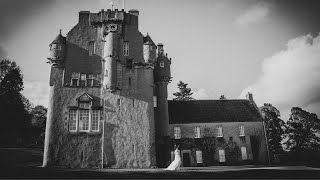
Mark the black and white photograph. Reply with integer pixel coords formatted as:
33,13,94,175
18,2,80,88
0,0,320,179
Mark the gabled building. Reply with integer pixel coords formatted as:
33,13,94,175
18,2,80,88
167,94,269,167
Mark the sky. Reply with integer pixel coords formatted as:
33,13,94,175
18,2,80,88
0,0,319,120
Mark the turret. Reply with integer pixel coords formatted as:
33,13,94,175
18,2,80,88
154,43,171,83
47,30,66,67
143,34,157,63
154,43,172,167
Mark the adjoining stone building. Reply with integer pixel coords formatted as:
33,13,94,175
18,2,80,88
43,7,269,168
168,94,269,167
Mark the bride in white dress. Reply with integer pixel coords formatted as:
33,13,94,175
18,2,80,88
164,145,181,170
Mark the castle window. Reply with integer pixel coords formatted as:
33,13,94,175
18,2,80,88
68,93,100,133
241,147,247,160
69,110,77,132
117,98,121,106
219,149,226,162
88,41,95,56
174,127,181,139
123,42,129,56
160,61,164,68
194,126,200,138
79,109,90,131
216,125,223,137
153,96,157,107
91,110,100,132
71,78,79,86
196,150,203,163
239,125,245,136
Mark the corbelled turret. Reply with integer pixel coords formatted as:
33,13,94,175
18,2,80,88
47,30,66,67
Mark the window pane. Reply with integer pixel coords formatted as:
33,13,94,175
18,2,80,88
89,41,95,56
69,110,77,131
153,96,157,107
195,126,200,138
160,61,164,67
196,150,203,163
219,149,226,162
79,110,89,131
91,110,99,131
79,102,90,108
241,147,247,160
239,125,245,136
174,127,181,139
123,42,129,56
217,125,223,137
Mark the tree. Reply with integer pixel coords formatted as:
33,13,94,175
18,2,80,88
173,81,195,101
30,105,47,146
284,107,320,153
260,103,285,163
0,59,30,146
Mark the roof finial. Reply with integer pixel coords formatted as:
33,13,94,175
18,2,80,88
147,32,149,36
59,29,62,35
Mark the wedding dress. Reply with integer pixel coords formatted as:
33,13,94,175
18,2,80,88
164,149,181,170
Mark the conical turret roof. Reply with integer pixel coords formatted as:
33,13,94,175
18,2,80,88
143,34,156,46
51,33,66,45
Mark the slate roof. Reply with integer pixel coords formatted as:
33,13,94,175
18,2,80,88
143,34,156,46
168,100,263,124
51,34,66,44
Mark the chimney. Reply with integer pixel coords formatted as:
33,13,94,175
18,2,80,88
79,11,90,24
246,92,253,102
157,43,164,55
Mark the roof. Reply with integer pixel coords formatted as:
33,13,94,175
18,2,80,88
51,33,66,44
168,100,263,124
143,34,156,46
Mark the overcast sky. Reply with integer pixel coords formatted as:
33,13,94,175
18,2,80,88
0,0,319,120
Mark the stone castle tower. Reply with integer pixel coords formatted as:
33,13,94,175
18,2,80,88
43,8,172,168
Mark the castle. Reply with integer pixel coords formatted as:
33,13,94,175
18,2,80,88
43,8,268,168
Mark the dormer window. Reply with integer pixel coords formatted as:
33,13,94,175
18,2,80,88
68,93,100,133
87,74,94,87
71,78,79,86
160,61,164,68
239,125,245,136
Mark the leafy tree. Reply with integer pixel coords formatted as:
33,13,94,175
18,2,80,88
173,81,195,101
284,107,320,153
0,59,30,146
260,103,285,162
30,105,47,146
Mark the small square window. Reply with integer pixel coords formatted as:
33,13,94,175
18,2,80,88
71,78,79,86
160,61,164,67
117,98,121,106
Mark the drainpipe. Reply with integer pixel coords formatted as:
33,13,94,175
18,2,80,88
263,121,271,166
101,100,105,169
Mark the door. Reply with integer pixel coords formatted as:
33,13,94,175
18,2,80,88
183,153,191,167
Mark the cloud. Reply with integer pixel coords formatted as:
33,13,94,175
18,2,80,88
234,1,271,27
240,33,320,119
192,89,211,100
22,80,50,107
